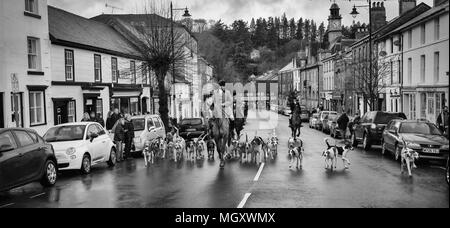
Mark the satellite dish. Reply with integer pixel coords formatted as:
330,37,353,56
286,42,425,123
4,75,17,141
379,51,387,57
393,40,401,46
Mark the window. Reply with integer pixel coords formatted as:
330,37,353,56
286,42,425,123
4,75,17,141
420,55,425,83
96,99,103,116
434,18,440,40
0,132,17,152
407,58,412,84
130,61,136,84
427,93,434,115
14,130,35,147
420,24,426,45
29,90,46,126
111,57,118,83
65,50,74,81
420,93,426,118
27,37,40,70
390,38,394,54
408,30,412,49
153,117,161,128
25,0,38,14
434,52,440,82
94,54,102,82
390,61,394,84
68,100,76,123
142,63,147,84
130,97,139,115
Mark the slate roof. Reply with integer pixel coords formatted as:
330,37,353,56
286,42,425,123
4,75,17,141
48,6,141,58
256,72,278,82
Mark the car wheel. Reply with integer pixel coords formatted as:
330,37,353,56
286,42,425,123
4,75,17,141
394,145,401,161
107,148,117,167
363,134,371,151
351,133,358,147
446,158,449,186
40,160,57,187
81,154,91,174
381,141,387,155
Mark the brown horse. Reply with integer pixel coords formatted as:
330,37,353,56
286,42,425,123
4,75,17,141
291,108,302,139
208,112,230,169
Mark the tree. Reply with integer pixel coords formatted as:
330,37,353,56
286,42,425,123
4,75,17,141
249,18,256,33
304,19,311,43
310,20,317,43
266,17,278,49
318,22,326,43
289,18,297,40
296,18,304,41
125,2,192,131
281,13,289,42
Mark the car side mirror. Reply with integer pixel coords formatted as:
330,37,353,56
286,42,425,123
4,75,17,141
89,133,99,142
149,126,156,132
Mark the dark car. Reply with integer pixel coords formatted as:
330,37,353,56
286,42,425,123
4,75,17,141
179,118,207,141
382,120,449,161
352,111,407,150
0,128,58,192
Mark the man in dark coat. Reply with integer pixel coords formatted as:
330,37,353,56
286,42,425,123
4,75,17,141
114,118,126,162
337,110,350,141
437,106,449,137
123,114,135,160
107,108,121,131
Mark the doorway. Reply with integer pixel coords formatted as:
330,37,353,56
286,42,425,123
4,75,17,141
53,100,69,125
11,93,23,127
0,93,4,128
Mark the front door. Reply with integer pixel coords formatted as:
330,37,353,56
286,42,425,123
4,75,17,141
54,100,69,126
11,93,23,127
0,93,4,128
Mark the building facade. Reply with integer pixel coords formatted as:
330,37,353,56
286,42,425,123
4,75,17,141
0,0,52,134
399,1,449,123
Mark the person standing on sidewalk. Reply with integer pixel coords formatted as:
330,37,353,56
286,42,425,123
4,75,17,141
437,106,449,137
337,109,350,142
114,118,126,162
124,114,135,160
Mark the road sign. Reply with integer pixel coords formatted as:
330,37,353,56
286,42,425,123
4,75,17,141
11,73,19,93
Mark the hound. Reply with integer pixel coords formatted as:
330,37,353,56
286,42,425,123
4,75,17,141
288,137,304,169
401,147,419,177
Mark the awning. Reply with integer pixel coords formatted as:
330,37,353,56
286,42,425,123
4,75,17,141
112,91,142,98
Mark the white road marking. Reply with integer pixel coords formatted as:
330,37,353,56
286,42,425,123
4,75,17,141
253,162,265,181
0,203,15,208
237,193,252,208
30,192,46,199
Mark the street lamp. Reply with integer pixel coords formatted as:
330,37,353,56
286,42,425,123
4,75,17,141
170,2,191,121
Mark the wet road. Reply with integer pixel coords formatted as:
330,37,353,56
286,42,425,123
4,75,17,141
0,110,448,208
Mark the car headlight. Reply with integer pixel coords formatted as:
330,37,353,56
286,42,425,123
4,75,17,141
371,124,377,129
405,142,421,149
66,147,76,155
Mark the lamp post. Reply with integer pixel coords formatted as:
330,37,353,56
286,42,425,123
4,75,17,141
170,2,191,121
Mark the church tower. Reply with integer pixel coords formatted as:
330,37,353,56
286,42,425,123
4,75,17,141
328,2,342,43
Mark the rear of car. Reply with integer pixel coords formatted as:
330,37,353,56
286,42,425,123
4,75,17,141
310,113,319,128
322,112,338,133
369,112,407,144
300,110,310,122
179,118,207,141
130,115,166,153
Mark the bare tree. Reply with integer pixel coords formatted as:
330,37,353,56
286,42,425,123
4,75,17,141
353,54,390,111
115,0,193,130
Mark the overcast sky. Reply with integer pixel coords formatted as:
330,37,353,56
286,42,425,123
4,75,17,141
48,0,434,26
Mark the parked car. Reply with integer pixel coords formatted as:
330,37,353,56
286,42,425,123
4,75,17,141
0,128,58,192
317,111,338,131
300,110,310,122
278,106,285,115
110,115,166,153
322,112,338,134
179,118,207,141
309,113,320,129
283,107,292,116
382,120,449,161
44,122,116,174
352,111,407,150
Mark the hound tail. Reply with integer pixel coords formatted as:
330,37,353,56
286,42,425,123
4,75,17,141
324,138,332,149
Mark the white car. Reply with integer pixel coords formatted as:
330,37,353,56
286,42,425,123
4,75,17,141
44,122,116,174
109,115,166,153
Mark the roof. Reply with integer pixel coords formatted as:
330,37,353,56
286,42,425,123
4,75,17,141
255,72,278,82
279,59,297,72
330,3,339,9
352,3,431,46
48,6,141,58
389,2,449,35
92,14,198,42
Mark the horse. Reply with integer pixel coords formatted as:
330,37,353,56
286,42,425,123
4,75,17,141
208,111,230,169
290,109,302,139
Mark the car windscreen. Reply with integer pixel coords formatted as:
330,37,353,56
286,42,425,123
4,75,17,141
132,119,145,131
180,119,202,126
399,122,442,135
374,113,406,124
328,114,338,120
44,125,86,142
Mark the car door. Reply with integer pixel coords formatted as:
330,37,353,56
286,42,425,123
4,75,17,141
94,124,110,161
383,121,395,151
355,113,368,140
0,131,21,190
11,130,43,182
86,124,103,163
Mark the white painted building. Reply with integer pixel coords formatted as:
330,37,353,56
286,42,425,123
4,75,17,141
398,2,449,123
321,54,336,111
48,6,150,129
0,0,52,134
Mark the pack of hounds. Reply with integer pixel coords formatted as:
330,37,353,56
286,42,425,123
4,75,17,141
142,130,419,177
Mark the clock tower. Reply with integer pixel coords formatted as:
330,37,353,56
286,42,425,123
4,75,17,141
328,2,342,43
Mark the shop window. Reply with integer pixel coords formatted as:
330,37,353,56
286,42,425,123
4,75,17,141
29,90,46,126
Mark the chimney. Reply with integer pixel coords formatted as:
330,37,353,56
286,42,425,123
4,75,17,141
355,26,369,40
371,2,387,31
434,0,448,7
399,0,417,15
